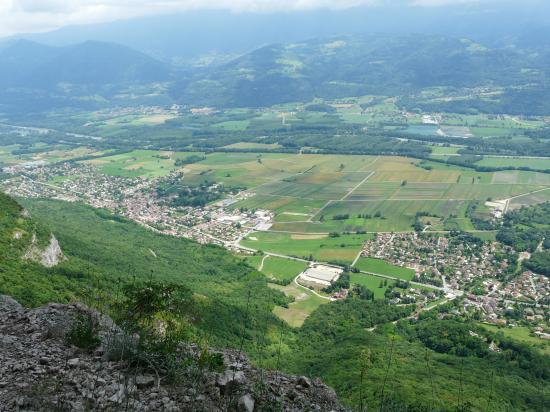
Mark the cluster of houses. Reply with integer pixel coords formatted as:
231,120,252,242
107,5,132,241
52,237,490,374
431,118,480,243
361,232,548,328
362,232,511,290
1,163,273,249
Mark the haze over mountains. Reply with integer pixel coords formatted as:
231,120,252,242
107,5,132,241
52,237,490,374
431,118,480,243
172,34,550,108
1,33,549,116
7,3,550,62
1,2,550,116
0,40,170,89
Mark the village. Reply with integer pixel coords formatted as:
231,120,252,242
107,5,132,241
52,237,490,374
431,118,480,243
360,232,550,327
1,162,272,250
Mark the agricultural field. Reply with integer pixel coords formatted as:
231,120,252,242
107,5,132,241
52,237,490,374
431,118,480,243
476,157,550,170
241,231,373,265
9,144,549,238
98,150,550,235
258,255,308,284
508,188,550,209
84,150,199,178
241,254,264,270
0,144,109,167
223,142,282,150
353,257,415,281
0,145,21,164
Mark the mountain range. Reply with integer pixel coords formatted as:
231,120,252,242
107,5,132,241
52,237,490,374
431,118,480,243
1,32,549,115
0,39,170,90
8,4,550,63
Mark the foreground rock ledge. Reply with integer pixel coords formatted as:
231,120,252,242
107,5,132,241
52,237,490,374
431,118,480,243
0,295,347,411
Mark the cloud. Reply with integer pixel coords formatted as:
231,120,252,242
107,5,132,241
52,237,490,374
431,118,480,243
0,0,514,37
410,0,479,6
0,1,383,36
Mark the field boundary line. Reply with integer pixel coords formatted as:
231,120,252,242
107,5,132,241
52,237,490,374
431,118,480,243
351,250,363,267
258,254,269,271
358,155,380,171
260,193,319,201
502,186,550,212
341,171,375,201
333,198,469,202
307,200,334,222
505,186,550,201
263,229,497,235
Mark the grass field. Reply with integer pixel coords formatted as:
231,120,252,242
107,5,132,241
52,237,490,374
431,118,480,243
508,188,550,209
491,171,550,185
430,146,462,155
479,324,550,355
260,256,308,283
476,157,550,170
241,231,373,264
353,257,415,281
242,254,264,270
269,282,328,327
223,142,282,149
85,150,200,178
278,198,471,233
250,245,362,325
0,145,109,166
350,273,396,299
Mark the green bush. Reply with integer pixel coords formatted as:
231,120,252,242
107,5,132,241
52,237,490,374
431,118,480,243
65,313,101,351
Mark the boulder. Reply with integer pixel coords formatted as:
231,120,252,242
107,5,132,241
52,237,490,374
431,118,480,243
135,375,155,389
0,295,23,313
238,393,255,412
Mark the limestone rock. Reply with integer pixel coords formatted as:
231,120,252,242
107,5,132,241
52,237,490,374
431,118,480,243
238,393,255,412
0,295,349,411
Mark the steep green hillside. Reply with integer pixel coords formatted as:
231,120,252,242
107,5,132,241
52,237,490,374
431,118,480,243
0,192,84,304
281,300,549,411
12,197,289,352
2,193,548,410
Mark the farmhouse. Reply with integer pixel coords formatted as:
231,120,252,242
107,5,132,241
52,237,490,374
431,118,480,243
299,264,343,287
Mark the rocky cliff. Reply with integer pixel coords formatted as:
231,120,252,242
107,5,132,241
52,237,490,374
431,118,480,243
23,234,65,268
0,295,348,411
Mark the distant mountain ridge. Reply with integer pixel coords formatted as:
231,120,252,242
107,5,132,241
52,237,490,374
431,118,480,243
7,3,550,62
0,39,172,115
173,34,550,108
1,33,550,115
0,39,170,90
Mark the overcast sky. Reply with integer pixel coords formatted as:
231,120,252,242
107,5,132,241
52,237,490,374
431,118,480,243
0,0,514,37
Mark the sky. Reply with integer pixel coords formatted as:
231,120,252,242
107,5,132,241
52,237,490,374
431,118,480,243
0,0,514,37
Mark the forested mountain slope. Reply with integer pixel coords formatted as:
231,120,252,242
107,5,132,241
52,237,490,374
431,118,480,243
0,40,170,89
0,40,171,114
173,34,550,108
2,34,550,115
1,193,288,353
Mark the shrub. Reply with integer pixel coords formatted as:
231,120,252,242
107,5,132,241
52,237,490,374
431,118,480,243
65,312,101,351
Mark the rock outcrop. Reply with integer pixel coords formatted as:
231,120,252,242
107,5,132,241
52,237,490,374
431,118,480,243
0,296,348,411
23,234,66,268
